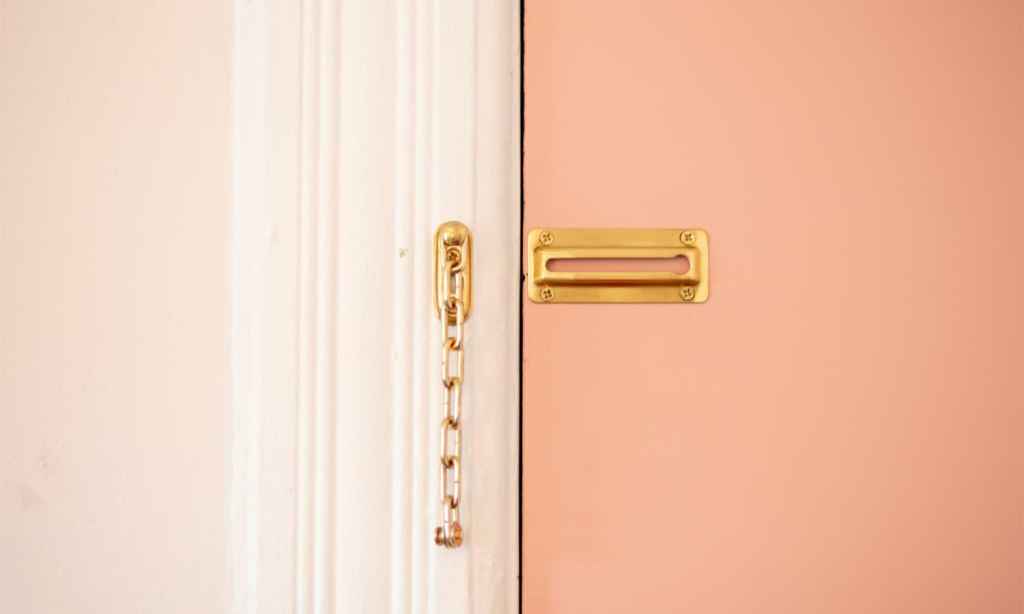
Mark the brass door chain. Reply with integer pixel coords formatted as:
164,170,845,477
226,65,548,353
433,222,472,548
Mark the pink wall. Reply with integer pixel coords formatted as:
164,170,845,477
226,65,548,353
523,1,1024,612
1,1,232,611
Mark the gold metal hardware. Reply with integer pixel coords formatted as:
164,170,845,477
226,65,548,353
433,221,471,548
527,228,709,303
434,221,472,323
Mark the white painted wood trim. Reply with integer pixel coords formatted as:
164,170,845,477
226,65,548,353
231,1,520,612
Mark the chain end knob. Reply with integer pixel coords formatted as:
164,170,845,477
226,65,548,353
434,522,463,548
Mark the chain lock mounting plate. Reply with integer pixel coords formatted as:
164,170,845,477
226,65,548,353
433,221,473,322
527,228,709,304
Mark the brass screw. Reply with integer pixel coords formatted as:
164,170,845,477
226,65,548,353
538,231,554,246
540,287,555,302
680,287,696,302
680,231,696,245
439,221,470,246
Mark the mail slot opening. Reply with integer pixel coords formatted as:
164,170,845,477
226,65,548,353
546,255,690,275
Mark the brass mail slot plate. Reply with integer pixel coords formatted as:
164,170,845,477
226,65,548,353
527,228,709,304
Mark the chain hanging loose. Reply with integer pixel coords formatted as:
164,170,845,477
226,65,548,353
433,222,472,548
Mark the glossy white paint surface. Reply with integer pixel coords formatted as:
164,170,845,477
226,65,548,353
234,1,521,612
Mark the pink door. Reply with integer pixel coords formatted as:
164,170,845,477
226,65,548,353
522,2,1023,613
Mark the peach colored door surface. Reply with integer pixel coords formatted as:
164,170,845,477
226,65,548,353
522,2,1023,613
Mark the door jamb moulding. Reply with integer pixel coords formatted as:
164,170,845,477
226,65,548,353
230,1,521,612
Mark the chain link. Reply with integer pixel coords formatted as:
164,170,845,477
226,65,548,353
435,249,466,548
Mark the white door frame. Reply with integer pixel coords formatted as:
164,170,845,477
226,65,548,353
231,1,521,612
